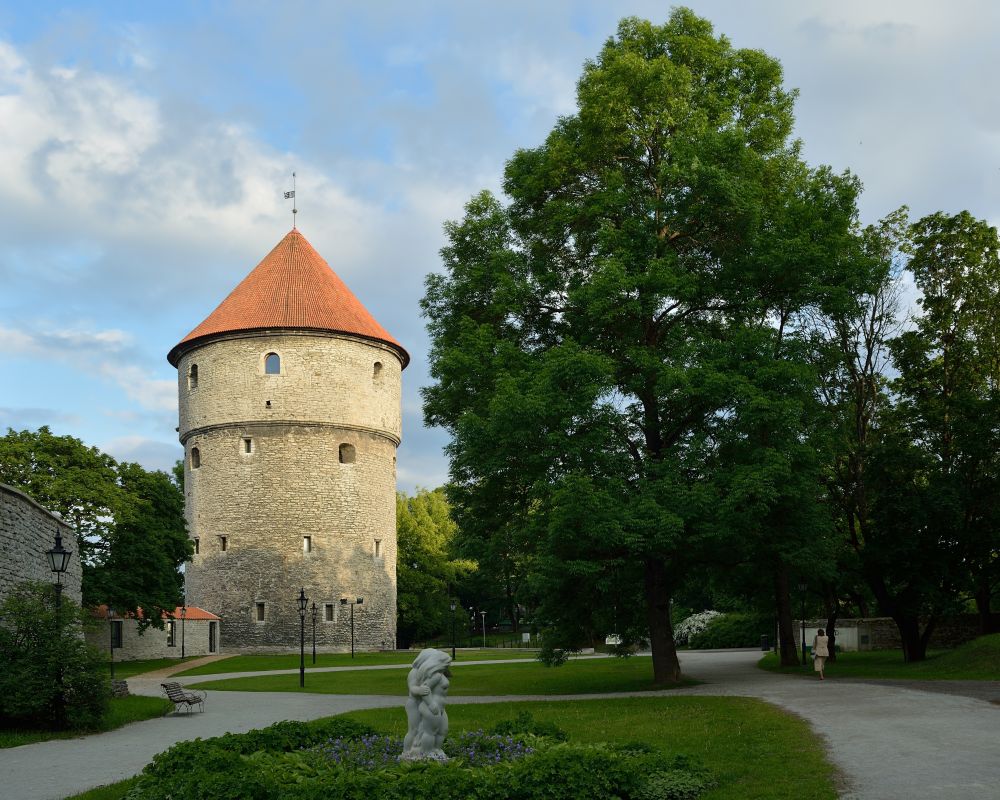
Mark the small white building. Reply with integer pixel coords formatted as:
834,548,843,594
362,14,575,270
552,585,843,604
86,605,221,661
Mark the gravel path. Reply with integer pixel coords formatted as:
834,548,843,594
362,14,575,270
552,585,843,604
1,650,998,800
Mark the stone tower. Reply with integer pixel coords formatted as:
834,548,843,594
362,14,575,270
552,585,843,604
167,229,407,651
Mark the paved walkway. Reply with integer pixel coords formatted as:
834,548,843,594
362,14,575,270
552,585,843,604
1,651,998,800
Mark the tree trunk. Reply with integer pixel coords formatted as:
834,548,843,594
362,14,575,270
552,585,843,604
775,567,799,666
974,582,996,635
895,614,935,662
824,588,839,663
644,557,681,683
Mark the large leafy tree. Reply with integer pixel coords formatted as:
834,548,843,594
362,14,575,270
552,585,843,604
423,10,861,682
887,211,1000,645
0,427,191,627
85,462,191,627
396,488,476,648
0,426,121,561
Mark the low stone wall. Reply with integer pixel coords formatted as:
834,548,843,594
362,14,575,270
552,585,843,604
0,483,81,604
85,617,221,661
799,615,998,651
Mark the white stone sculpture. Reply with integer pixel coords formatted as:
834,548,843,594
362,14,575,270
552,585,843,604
401,648,452,761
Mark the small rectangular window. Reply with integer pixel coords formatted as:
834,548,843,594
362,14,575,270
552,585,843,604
324,603,334,622
194,537,199,554
303,536,312,553
167,620,176,647
243,438,252,454
256,602,265,622
111,620,123,649
220,536,228,552
374,539,382,558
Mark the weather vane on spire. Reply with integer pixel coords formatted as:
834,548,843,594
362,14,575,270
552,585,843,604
284,172,297,229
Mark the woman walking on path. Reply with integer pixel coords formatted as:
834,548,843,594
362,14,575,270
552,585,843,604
813,628,830,680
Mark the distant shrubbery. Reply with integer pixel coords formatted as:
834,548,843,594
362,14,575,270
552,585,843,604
675,610,772,649
0,582,110,731
122,713,712,800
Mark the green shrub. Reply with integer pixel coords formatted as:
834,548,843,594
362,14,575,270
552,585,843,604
687,612,771,649
0,582,110,731
633,769,710,800
489,710,568,742
124,716,711,800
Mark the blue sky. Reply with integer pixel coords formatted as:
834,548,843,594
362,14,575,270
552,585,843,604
2,1,999,491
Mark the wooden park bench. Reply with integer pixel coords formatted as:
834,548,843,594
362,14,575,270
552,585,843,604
161,682,207,714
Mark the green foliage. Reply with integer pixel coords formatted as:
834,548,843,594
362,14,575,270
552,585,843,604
489,710,568,742
687,613,772,649
0,425,121,557
421,8,863,683
124,713,710,800
633,769,710,800
86,462,191,627
0,582,110,731
0,427,191,627
396,488,476,647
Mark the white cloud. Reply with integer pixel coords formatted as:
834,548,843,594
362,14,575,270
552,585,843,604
97,364,176,413
0,324,132,357
101,435,181,472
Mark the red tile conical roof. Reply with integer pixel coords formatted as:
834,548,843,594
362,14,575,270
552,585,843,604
168,229,408,366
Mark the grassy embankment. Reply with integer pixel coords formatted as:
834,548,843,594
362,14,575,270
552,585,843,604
759,633,1000,680
175,648,536,676
186,654,694,695
0,696,172,749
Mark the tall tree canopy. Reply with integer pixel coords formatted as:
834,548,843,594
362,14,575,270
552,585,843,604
0,427,191,627
396,488,476,648
423,9,862,682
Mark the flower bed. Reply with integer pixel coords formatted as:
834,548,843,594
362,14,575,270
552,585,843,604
123,714,712,800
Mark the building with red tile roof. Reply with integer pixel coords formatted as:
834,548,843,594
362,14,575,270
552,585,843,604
168,228,404,652
168,228,408,367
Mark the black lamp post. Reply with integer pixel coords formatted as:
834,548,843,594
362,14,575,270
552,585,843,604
311,602,318,664
798,582,808,666
45,529,72,611
450,600,457,660
480,610,487,648
340,597,363,658
297,588,308,687
108,606,116,681
46,528,71,730
180,605,187,659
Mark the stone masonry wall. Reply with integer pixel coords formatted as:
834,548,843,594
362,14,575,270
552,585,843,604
177,331,401,651
0,483,81,604
84,618,220,660
177,331,403,442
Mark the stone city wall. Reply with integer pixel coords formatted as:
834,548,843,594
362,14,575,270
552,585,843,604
0,483,81,604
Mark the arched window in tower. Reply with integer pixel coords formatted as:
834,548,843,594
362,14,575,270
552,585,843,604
188,363,198,390
339,443,356,464
190,447,201,469
264,352,281,375
373,361,383,380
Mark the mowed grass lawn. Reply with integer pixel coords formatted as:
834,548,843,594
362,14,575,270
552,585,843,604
189,655,697,695
759,633,1000,680
345,697,839,800
175,648,537,676
109,656,204,679
0,696,171,749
